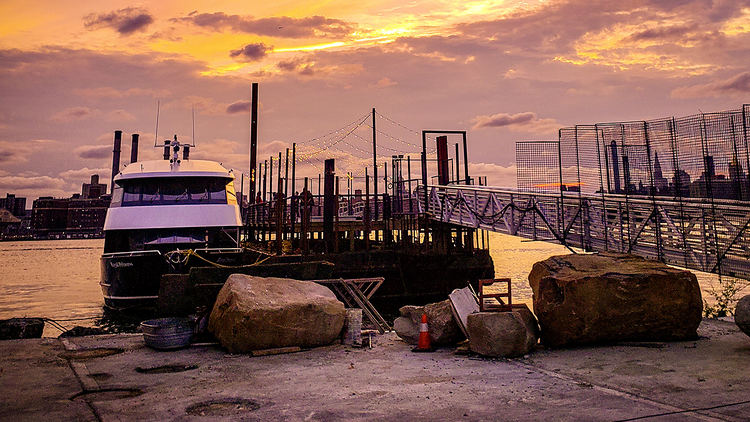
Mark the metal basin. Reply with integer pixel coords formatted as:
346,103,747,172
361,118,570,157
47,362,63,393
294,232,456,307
140,317,193,350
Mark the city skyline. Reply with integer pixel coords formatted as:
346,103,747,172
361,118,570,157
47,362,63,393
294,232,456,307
2,0,750,203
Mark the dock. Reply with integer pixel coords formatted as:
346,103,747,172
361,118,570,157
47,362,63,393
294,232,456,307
2,318,748,421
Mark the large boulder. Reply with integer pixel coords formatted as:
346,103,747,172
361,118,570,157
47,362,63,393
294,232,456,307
467,307,538,358
528,252,702,348
393,299,464,345
735,294,750,337
208,275,346,353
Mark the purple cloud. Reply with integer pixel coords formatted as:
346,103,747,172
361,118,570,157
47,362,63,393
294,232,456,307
672,72,750,98
50,107,99,122
624,24,698,43
472,112,559,134
75,144,112,160
230,43,272,62
226,100,253,114
84,7,155,35
174,12,356,39
472,112,537,128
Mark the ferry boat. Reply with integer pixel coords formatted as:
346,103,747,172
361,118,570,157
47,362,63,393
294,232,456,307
100,135,243,310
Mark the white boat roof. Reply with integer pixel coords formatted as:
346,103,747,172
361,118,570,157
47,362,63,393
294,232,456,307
115,159,234,181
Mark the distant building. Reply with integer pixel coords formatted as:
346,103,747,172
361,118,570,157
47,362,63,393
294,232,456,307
82,174,107,199
30,175,111,238
67,196,110,233
31,197,69,235
0,193,26,217
0,208,22,237
651,153,669,194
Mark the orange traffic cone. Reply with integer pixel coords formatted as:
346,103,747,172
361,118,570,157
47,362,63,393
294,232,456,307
412,314,435,352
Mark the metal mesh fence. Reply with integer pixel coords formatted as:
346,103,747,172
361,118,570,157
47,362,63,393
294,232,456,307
515,104,750,279
516,141,560,193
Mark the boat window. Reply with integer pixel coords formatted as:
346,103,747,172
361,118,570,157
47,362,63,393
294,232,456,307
162,179,189,203
119,177,234,206
123,183,141,204
110,185,123,207
190,183,211,202
142,180,160,203
208,179,227,202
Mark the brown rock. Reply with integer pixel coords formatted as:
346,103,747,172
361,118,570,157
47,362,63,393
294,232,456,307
393,299,464,345
208,275,346,353
467,310,538,358
528,252,702,348
735,294,750,337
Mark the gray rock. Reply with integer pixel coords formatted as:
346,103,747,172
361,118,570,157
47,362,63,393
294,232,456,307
528,252,703,348
208,275,346,353
467,310,538,358
735,294,750,337
394,299,465,345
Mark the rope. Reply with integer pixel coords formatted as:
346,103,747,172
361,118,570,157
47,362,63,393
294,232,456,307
169,249,273,269
42,318,69,333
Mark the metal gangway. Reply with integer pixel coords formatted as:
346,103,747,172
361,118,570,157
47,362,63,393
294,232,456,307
419,182,750,281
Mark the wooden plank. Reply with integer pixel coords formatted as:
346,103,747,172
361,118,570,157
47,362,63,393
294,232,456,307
250,346,301,357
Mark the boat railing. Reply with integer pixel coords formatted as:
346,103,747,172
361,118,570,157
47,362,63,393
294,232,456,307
191,247,244,254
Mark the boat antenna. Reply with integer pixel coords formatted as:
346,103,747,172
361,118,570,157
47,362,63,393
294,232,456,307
154,100,160,147
191,102,196,147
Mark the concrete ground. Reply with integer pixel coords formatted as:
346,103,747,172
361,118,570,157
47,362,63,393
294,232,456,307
1,319,749,422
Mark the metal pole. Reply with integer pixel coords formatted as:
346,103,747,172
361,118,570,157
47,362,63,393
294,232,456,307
269,156,274,201
291,144,296,200
249,83,258,202
421,132,428,212
262,160,267,203
463,132,470,185
372,108,379,221
291,144,296,242
302,177,309,254
284,148,290,198
276,176,283,255
278,152,282,197
455,143,460,183
365,167,370,251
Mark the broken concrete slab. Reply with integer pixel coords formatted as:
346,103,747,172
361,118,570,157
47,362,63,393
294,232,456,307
449,286,479,337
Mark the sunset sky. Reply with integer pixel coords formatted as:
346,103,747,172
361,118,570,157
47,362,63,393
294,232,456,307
2,0,749,204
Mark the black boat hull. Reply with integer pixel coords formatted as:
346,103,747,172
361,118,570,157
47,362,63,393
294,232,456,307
100,249,243,310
